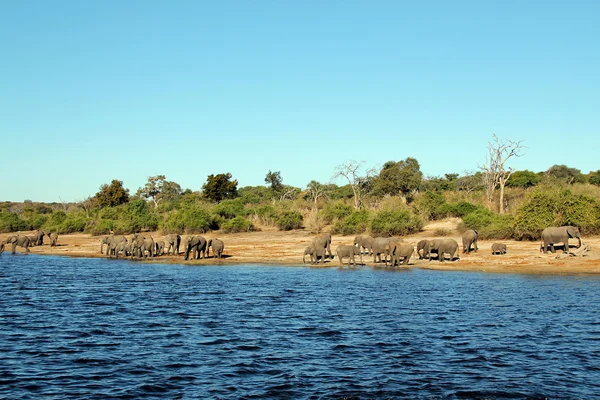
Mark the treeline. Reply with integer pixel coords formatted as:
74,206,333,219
2,161,600,240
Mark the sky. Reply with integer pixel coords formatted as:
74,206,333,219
1,0,599,202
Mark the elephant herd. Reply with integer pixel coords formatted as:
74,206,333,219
301,225,584,267
0,230,59,255
100,233,226,261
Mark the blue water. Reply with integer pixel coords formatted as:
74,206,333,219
1,255,599,399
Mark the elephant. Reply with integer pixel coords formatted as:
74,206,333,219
336,245,363,266
184,236,207,260
491,243,507,255
423,239,459,262
115,242,132,259
207,238,224,259
311,233,333,260
416,239,431,260
131,235,154,258
372,237,402,263
27,235,37,246
385,241,414,266
47,232,58,247
303,245,316,264
3,235,31,254
540,226,582,254
462,229,478,254
354,235,374,255
155,241,165,256
34,230,45,246
164,234,181,255
0,242,4,254
100,235,127,256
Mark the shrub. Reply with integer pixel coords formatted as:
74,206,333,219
370,209,423,237
440,201,481,217
331,210,371,235
160,206,213,234
85,219,117,236
434,228,453,236
321,201,353,224
213,198,247,219
250,205,279,226
459,208,514,240
412,191,447,220
276,211,303,231
461,209,496,231
222,216,256,233
0,211,28,233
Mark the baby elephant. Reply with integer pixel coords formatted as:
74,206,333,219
491,243,507,255
155,241,165,256
336,245,363,266
207,238,224,259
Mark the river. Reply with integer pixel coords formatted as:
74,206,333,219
1,255,599,399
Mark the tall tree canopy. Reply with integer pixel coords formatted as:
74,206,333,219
136,175,182,207
372,157,423,201
94,179,130,207
202,173,238,202
546,164,586,184
264,170,283,195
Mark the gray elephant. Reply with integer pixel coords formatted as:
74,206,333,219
115,242,132,259
336,245,363,266
385,241,414,266
423,239,459,262
3,235,31,254
164,234,181,255
27,235,37,246
540,226,582,254
47,232,58,247
100,235,127,256
462,229,478,254
34,230,45,246
303,245,316,264
311,233,333,260
184,236,207,260
131,235,154,258
416,239,431,260
155,241,165,256
0,242,4,254
207,238,225,259
491,243,507,255
353,235,374,255
372,237,401,263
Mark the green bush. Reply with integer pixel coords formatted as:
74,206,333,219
250,205,278,226
85,219,117,236
459,208,514,240
213,198,247,219
122,200,159,232
222,216,256,233
461,209,496,231
513,189,600,239
0,212,28,233
370,209,423,237
276,211,303,231
331,210,371,235
321,201,353,224
413,191,447,220
440,201,481,217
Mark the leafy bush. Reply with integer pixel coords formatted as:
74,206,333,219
440,201,481,218
213,198,247,219
331,210,371,235
160,205,214,234
0,211,28,233
370,209,423,237
250,205,279,226
412,191,447,220
321,201,353,224
513,189,600,239
276,211,303,231
85,219,116,236
222,216,256,233
459,208,514,240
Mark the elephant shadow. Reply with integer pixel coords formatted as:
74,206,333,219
208,254,232,259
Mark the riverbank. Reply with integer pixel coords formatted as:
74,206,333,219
2,221,600,275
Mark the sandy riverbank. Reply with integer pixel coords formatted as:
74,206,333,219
2,220,599,275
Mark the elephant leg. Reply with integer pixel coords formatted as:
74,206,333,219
12,243,17,254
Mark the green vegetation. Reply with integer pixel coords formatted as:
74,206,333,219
3,160,599,241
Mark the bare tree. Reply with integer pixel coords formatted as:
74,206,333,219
305,181,328,209
332,160,373,210
479,134,525,213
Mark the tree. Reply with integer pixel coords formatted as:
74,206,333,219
372,157,423,202
456,171,484,193
505,170,541,188
545,164,586,184
589,170,600,186
264,170,283,196
304,181,328,208
202,173,238,202
94,179,130,207
479,134,525,213
136,175,182,208
332,160,374,210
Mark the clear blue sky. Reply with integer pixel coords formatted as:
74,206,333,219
1,0,598,202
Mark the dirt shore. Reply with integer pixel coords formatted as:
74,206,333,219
2,220,599,275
